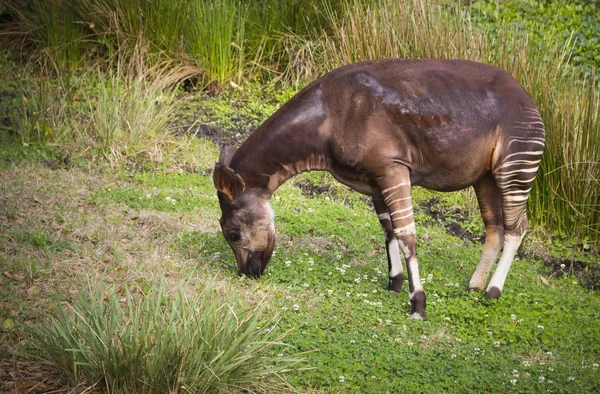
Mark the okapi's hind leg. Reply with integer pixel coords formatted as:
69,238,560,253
372,196,404,292
468,175,504,292
377,165,425,319
485,109,545,299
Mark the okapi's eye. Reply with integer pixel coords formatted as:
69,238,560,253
228,231,241,242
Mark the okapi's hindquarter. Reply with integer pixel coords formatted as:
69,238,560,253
213,59,545,320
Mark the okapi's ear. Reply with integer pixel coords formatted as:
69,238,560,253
219,145,236,167
213,163,245,201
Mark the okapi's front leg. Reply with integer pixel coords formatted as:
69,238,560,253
378,166,426,319
372,196,404,292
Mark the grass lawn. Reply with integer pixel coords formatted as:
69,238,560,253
1,89,599,393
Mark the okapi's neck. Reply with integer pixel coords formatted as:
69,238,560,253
229,87,331,197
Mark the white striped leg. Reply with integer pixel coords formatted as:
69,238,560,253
469,177,504,291
379,170,425,319
372,197,404,292
484,193,530,299
485,233,524,299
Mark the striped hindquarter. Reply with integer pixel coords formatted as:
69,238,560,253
376,107,545,318
470,107,545,299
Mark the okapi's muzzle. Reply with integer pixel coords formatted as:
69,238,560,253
234,235,275,278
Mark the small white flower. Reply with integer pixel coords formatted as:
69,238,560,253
537,325,544,330
539,376,545,382
523,361,531,367
593,363,599,369
569,376,575,381
510,379,517,385
494,341,501,347
327,289,333,295
548,367,554,372
350,339,355,343
293,304,300,311
407,341,413,346
474,347,480,353
513,370,519,377
451,354,457,359
346,292,351,297
281,306,288,311
285,260,291,266
385,319,392,324
339,376,345,382
560,263,565,269
511,314,517,320
456,338,462,342
278,353,284,357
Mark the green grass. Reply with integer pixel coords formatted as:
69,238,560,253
1,111,599,392
1,1,599,391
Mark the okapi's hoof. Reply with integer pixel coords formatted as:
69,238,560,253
485,286,502,300
409,290,426,320
409,312,425,321
387,274,404,293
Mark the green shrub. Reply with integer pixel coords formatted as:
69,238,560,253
470,0,600,75
29,278,301,393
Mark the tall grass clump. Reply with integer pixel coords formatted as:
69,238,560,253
13,48,181,164
30,279,300,393
186,0,248,87
2,0,89,71
318,0,600,248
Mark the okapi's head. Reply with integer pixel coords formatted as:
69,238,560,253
213,147,275,278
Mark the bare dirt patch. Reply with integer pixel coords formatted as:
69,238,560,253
543,258,600,290
419,197,484,244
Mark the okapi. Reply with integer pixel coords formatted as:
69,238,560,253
213,59,545,319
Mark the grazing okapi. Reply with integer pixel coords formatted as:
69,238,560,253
213,59,545,319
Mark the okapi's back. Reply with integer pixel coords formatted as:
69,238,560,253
317,59,540,191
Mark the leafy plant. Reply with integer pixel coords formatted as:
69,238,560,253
29,278,302,393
